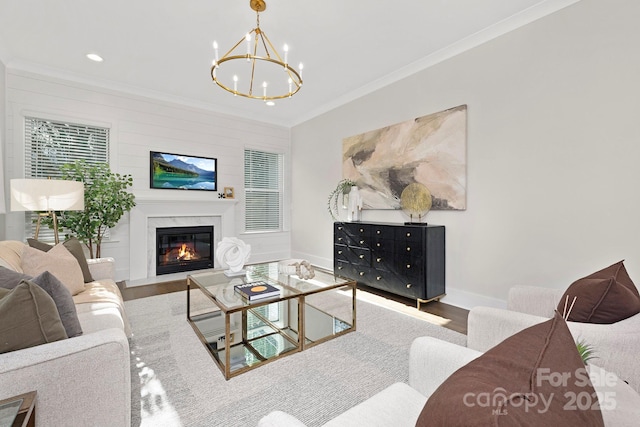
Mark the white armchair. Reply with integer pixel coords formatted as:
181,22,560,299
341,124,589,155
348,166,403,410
259,336,640,426
467,285,640,392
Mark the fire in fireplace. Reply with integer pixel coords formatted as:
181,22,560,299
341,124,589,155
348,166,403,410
156,226,214,275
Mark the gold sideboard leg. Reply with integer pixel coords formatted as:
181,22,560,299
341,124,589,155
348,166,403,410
417,294,446,310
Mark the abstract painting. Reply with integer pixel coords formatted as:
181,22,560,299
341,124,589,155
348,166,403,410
342,104,467,210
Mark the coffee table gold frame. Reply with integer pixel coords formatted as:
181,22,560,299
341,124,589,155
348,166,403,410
187,262,356,379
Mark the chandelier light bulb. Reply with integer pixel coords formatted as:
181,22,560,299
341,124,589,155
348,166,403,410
299,63,304,78
262,81,268,98
288,77,292,94
233,75,238,93
213,41,219,62
283,44,289,64
245,33,252,58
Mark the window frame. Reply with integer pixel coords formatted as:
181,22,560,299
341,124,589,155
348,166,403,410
243,148,285,233
22,115,111,242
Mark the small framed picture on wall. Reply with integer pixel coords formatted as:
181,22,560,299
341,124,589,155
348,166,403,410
224,187,235,199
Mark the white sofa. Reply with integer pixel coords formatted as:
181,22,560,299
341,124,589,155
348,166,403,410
467,285,640,393
259,337,640,426
0,240,131,427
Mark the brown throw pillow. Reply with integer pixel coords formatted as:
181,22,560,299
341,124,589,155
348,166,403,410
0,280,68,354
416,312,604,426
28,237,94,283
557,260,640,324
0,266,82,338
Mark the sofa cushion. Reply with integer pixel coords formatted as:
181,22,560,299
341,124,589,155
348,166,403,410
416,312,604,426
28,237,94,283
558,260,640,324
0,240,27,272
21,243,85,295
0,266,83,338
0,280,68,354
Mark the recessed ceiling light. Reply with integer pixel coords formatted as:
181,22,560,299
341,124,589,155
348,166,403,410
266,101,275,106
86,53,103,62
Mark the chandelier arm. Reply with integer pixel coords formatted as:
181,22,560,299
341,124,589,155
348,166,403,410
285,68,302,88
248,49,258,96
259,31,284,64
219,32,252,61
257,31,271,59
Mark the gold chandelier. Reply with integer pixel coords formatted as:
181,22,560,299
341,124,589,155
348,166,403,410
211,0,303,102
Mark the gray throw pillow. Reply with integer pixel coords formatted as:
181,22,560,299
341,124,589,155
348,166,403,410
0,280,68,354
0,266,83,337
27,237,94,283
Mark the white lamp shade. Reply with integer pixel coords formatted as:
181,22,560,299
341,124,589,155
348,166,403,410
10,179,85,212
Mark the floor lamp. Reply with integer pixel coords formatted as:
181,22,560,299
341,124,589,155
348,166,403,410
10,178,85,244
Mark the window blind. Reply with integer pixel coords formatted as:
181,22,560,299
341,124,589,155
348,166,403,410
24,117,110,241
244,149,283,232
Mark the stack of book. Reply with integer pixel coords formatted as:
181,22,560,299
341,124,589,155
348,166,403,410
233,281,280,301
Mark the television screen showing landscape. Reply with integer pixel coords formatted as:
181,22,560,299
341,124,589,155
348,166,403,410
150,151,217,191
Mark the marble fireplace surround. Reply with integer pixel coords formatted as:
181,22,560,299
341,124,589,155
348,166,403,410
129,197,237,282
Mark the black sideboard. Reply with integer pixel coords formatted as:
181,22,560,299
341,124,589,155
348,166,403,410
333,221,445,308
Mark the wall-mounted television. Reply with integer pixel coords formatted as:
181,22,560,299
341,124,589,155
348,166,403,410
150,151,217,191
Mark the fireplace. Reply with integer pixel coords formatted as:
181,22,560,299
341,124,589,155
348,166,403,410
156,226,214,275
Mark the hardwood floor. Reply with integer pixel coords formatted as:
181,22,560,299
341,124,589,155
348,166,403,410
120,279,469,335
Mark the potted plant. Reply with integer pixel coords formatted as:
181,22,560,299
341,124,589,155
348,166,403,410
327,178,357,221
52,160,136,258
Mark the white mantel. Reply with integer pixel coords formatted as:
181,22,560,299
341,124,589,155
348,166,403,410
129,196,237,281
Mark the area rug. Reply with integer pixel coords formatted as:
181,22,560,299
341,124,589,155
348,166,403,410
125,290,466,427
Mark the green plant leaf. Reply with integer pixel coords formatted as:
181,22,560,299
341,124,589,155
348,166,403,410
576,338,596,365
327,179,356,221
45,160,136,258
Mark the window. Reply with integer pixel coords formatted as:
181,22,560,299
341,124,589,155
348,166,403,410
24,117,109,240
244,149,283,232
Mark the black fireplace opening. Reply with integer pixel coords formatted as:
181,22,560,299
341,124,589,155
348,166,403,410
156,226,214,275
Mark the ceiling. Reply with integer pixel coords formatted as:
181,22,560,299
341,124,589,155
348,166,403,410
0,0,578,127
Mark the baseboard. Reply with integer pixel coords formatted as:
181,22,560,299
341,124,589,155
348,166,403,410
438,288,507,311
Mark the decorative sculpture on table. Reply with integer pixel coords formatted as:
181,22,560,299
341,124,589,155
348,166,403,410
216,237,251,277
400,183,432,225
278,259,315,280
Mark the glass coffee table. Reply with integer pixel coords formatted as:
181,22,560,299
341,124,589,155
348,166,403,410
187,261,356,379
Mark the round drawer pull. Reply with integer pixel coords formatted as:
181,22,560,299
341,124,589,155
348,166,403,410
359,228,364,233
359,240,365,244
406,232,411,237
359,271,365,276
406,264,411,269
338,266,343,270
359,254,365,259
338,237,343,241
406,283,412,288
338,226,343,230
406,247,411,251
376,243,381,247
376,230,381,234
376,276,382,281
376,258,382,262
338,250,343,255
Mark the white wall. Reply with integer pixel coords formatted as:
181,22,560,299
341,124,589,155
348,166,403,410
3,70,291,280
290,0,640,309
0,59,6,236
